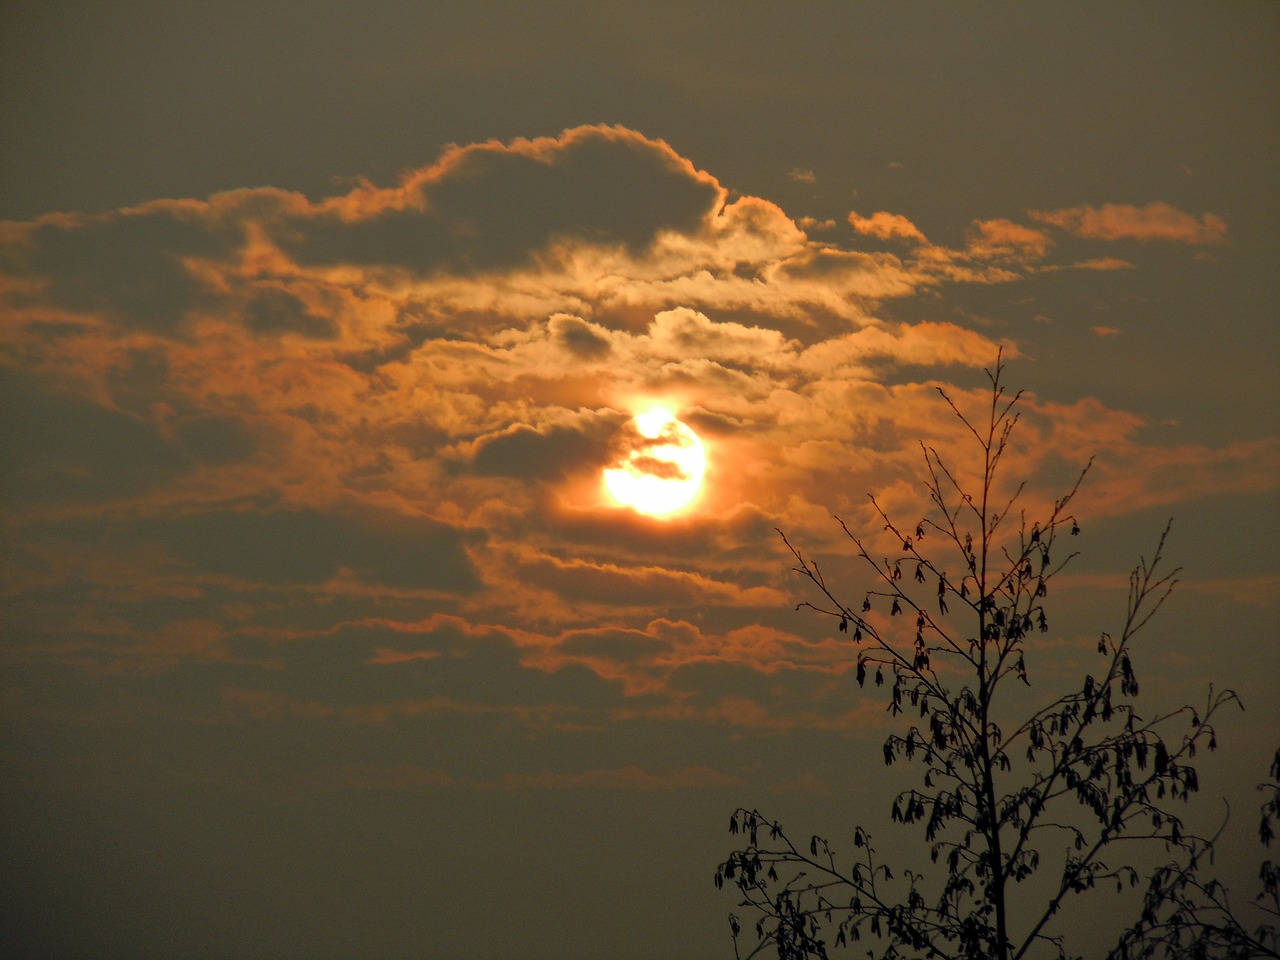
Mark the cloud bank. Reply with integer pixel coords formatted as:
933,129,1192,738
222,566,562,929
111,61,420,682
1,125,1272,755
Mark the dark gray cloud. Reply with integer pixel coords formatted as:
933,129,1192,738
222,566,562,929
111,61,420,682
13,209,234,333
549,314,612,359
104,346,172,416
557,628,673,660
133,507,481,592
277,127,723,274
0,369,190,503
471,415,619,480
243,287,337,339
170,414,259,465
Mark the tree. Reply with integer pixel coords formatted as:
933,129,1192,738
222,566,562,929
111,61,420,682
716,356,1247,959
1120,747,1279,959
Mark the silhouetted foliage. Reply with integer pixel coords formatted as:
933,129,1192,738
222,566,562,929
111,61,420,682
1118,747,1279,959
717,356,1262,959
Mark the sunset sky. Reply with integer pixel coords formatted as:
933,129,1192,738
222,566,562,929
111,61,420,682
2,4,1277,959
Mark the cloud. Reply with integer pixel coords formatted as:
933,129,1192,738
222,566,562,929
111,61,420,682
3,204,237,333
131,507,482,591
1078,437,1280,517
1038,257,1135,273
645,306,796,364
2,126,1091,374
548,313,613,358
242,286,338,338
0,368,191,503
557,627,674,660
966,218,1052,260
509,551,785,610
1029,201,1228,244
171,413,259,464
847,210,928,244
470,411,620,480
2,123,1272,740
279,125,726,273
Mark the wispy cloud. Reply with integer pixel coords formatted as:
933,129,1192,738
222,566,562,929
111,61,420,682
966,218,1052,260
1029,201,1228,245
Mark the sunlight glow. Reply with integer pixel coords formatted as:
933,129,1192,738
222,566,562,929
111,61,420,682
603,407,706,517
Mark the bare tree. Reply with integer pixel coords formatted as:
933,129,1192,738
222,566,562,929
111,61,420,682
717,356,1250,959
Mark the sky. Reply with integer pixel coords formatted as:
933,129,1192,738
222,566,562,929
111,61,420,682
1,3,1277,958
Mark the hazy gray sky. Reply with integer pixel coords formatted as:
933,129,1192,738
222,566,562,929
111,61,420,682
2,3,1277,958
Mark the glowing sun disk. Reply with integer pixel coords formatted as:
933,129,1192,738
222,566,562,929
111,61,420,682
603,408,706,517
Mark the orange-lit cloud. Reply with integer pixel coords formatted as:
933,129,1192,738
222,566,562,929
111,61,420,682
966,218,1052,259
1029,201,1228,244
847,210,928,244
1,124,1271,739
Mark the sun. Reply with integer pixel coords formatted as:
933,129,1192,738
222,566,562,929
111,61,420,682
603,407,707,517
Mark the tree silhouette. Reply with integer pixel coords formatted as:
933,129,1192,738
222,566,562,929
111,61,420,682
717,356,1254,959
1121,747,1279,958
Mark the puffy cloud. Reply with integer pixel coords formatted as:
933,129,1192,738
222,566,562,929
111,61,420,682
644,307,797,364
847,210,928,244
1029,201,1228,244
470,410,620,480
280,125,726,273
2,123,1271,740
548,313,613,359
